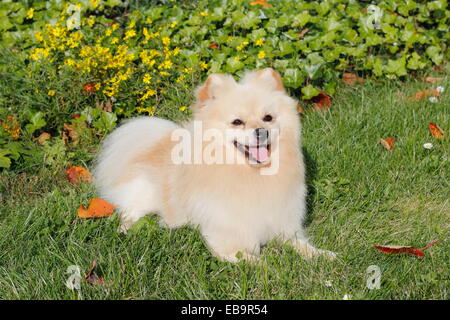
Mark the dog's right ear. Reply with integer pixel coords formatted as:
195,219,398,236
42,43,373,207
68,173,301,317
195,74,236,106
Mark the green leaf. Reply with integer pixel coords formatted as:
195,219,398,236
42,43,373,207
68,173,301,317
0,149,11,168
282,68,304,89
301,85,320,99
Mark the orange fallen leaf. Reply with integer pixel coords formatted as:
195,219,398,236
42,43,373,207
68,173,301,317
249,0,272,7
34,132,51,145
78,198,116,218
425,77,443,84
342,73,365,85
373,240,441,258
429,123,445,140
83,83,97,93
209,43,219,49
66,166,92,184
84,260,105,286
311,92,331,111
379,137,395,151
414,89,440,102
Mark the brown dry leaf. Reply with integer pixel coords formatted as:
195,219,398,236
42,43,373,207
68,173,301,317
66,166,92,184
84,260,105,286
425,77,444,84
34,132,51,145
429,123,445,140
342,73,365,85
62,123,79,145
95,97,113,112
379,137,395,151
297,28,309,38
413,89,440,102
78,198,116,218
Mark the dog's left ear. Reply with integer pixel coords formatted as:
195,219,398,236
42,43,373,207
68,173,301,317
195,73,236,105
242,68,285,93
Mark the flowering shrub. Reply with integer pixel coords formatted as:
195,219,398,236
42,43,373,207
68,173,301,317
0,0,448,170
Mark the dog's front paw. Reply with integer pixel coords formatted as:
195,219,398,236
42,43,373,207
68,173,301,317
318,249,338,260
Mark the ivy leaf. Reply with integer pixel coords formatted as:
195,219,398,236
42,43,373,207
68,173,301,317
301,84,320,99
282,68,303,89
0,149,12,168
25,111,46,135
426,46,443,65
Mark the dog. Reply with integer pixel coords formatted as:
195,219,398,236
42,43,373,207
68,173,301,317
93,68,335,262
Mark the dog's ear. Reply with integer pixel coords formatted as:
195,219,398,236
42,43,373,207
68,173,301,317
242,68,285,92
195,74,236,105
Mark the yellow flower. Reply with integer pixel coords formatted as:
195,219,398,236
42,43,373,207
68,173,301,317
179,106,187,111
111,37,119,44
158,60,173,70
26,8,34,19
255,39,264,46
257,50,266,59
170,21,177,28
143,73,152,84
200,11,208,17
146,17,153,24
124,29,136,40
87,16,95,27
162,36,170,46
199,61,208,70
136,106,155,115
34,31,44,42
48,90,56,96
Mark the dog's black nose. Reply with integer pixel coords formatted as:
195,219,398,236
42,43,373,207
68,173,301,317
255,128,268,141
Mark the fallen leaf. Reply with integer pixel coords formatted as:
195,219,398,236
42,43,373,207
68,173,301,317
379,137,395,151
413,89,440,102
297,28,309,38
78,198,116,218
84,260,104,286
34,132,51,145
425,77,444,84
342,73,365,85
209,43,219,49
95,97,113,112
429,123,445,139
373,240,441,258
83,83,97,93
62,123,79,145
66,166,91,184
249,0,272,7
297,104,305,114
311,92,331,111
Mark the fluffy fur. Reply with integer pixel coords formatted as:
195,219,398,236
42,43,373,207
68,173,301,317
93,68,335,262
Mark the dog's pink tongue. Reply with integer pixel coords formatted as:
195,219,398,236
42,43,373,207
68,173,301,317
248,146,269,163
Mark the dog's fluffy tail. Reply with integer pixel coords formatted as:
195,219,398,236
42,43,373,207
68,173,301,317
93,116,178,196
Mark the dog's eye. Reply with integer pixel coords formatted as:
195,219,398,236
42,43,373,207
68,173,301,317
263,114,273,122
231,119,244,126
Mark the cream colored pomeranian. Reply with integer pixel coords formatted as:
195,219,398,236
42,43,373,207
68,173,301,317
93,68,335,262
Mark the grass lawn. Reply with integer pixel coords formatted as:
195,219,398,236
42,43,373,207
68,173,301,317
0,76,448,300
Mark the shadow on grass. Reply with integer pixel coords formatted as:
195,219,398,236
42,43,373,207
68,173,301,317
302,146,317,228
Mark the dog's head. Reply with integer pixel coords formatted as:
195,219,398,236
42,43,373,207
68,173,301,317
192,68,299,167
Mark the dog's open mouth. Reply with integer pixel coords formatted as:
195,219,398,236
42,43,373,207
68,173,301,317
233,140,271,164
